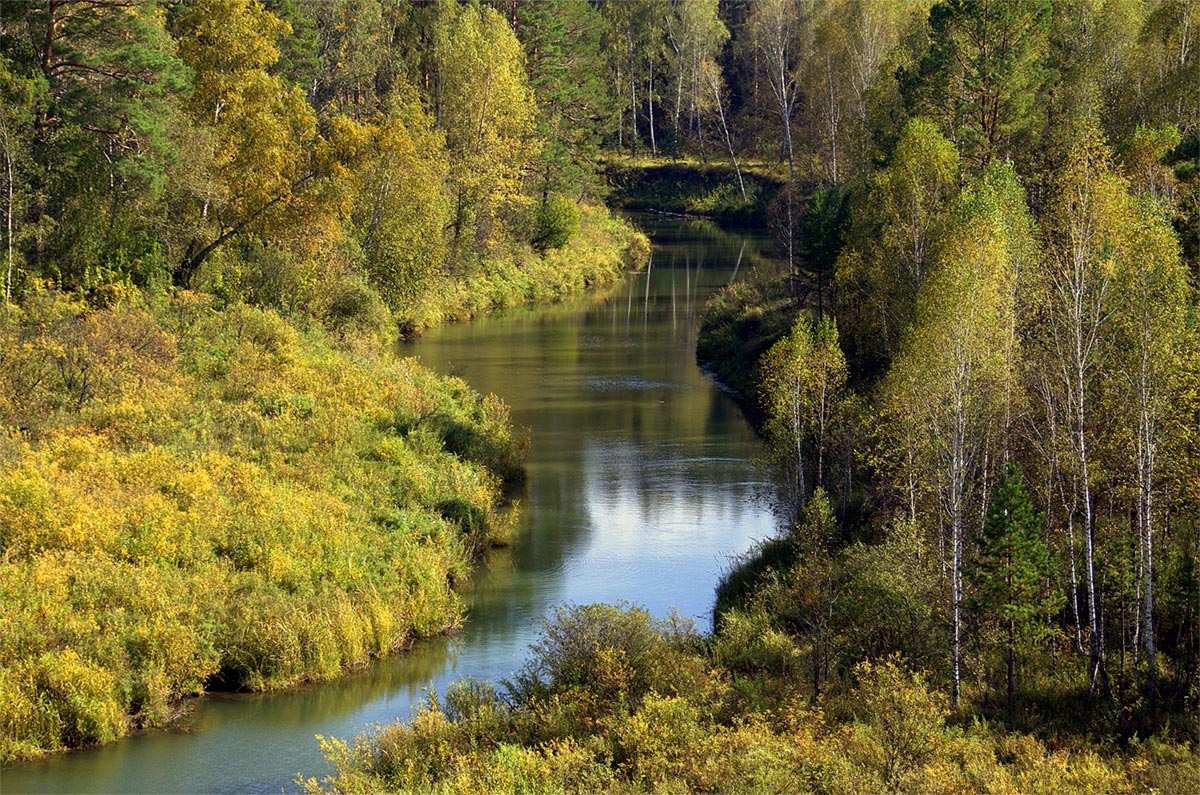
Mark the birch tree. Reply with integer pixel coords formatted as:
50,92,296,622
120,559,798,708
748,0,811,178
1110,194,1189,705
1038,130,1131,699
760,314,848,513
835,118,959,363
884,162,1030,705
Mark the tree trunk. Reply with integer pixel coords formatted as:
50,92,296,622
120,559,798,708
826,53,839,182
2,118,13,309
628,32,638,157
648,65,657,157
708,72,746,202
1138,345,1157,708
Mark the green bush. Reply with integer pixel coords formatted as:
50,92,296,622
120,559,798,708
506,603,702,713
532,194,581,252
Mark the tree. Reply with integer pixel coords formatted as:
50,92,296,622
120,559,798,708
601,0,660,157
747,0,811,178
438,2,535,256
760,314,848,513
1037,129,1132,699
345,87,450,311
510,0,612,202
0,58,31,307
968,463,1060,718
0,0,188,287
172,0,321,285
1110,192,1190,706
900,0,1052,172
663,0,726,154
700,58,746,203
798,181,850,316
835,118,960,364
884,161,1031,705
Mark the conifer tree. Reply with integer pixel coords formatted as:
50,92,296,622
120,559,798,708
969,463,1060,718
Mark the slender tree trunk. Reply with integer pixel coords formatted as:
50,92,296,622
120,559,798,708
1067,501,1085,654
1,118,13,309
780,86,795,178
1077,345,1106,699
826,53,839,182
952,497,963,707
616,61,624,151
673,49,684,141
708,73,746,202
1007,619,1016,718
950,379,967,708
628,32,638,157
648,65,657,157
1138,345,1157,708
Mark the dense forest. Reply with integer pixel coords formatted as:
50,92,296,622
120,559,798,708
2,0,1199,791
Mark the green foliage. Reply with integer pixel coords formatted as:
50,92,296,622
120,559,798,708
899,0,1052,171
395,204,648,336
531,194,581,253
505,603,704,715
970,465,1058,644
759,314,848,511
834,117,961,369
514,0,613,200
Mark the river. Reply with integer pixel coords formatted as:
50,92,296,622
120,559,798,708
2,215,777,795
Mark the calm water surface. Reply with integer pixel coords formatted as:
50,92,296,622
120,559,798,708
3,216,777,794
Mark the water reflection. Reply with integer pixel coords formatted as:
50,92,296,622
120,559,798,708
3,215,778,794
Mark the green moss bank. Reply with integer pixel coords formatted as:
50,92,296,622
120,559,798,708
0,290,525,763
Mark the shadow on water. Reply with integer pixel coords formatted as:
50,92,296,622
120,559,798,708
2,214,779,795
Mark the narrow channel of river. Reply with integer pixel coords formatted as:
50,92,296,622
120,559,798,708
3,216,778,795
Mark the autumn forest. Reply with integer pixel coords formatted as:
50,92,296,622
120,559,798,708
1,0,1199,793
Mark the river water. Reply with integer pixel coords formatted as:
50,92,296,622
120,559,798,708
3,216,777,794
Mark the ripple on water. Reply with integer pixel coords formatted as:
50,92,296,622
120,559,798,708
583,376,692,391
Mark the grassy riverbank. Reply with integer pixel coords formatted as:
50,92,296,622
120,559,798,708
395,206,650,336
695,263,795,426
0,289,527,763
602,157,785,229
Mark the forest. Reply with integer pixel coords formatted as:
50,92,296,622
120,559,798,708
2,0,1199,792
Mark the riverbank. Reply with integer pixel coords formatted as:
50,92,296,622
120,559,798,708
0,289,526,764
0,197,650,764
395,206,650,337
305,198,1200,793
602,156,785,229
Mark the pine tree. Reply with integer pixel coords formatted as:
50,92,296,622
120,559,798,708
969,463,1061,718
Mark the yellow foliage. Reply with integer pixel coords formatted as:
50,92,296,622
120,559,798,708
0,296,524,762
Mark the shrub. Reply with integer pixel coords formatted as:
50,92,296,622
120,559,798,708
849,657,949,788
506,603,702,713
531,194,581,252
0,293,526,762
